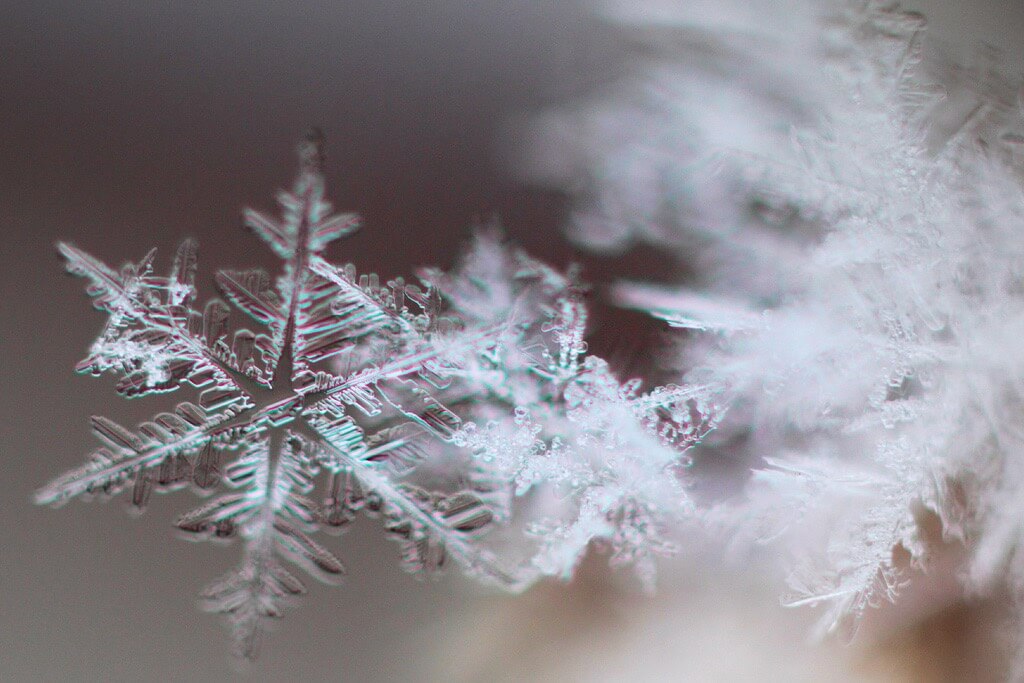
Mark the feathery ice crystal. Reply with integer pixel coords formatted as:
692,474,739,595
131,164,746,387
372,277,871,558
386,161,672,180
526,0,1024,644
37,132,717,659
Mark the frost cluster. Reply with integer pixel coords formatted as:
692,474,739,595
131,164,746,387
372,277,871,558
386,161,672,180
525,0,1024,644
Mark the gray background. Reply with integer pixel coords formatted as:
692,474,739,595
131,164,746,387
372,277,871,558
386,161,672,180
3,1,1024,681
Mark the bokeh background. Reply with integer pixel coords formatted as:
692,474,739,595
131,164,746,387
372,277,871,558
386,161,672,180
3,1,1024,680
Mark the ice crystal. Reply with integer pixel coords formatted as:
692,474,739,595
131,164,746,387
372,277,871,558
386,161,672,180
525,0,1024,644
38,132,715,659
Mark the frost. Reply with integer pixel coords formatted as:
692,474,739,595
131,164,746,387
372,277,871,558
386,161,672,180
38,131,716,659
525,0,1024,644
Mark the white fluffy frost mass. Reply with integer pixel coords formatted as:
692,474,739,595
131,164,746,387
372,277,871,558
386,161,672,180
524,0,1024,644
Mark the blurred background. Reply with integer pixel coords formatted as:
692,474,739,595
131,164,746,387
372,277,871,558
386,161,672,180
3,1,1024,680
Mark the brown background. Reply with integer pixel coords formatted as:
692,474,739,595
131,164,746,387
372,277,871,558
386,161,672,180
3,1,1024,681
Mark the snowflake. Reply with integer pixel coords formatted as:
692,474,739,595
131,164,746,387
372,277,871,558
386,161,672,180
36,131,522,659
454,282,723,590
